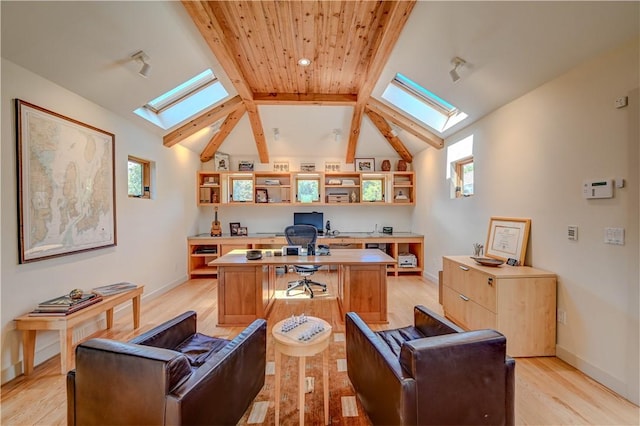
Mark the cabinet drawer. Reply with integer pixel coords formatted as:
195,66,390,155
443,286,497,330
443,258,497,312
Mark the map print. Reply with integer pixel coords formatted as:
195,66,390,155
18,101,115,262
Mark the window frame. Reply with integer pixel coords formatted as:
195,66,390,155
128,155,151,199
454,156,474,198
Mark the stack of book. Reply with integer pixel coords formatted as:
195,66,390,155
91,282,137,296
29,293,103,316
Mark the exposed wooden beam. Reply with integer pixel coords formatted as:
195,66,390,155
366,98,444,149
253,93,357,106
345,1,416,162
163,96,244,147
246,103,269,163
365,109,413,163
181,1,253,102
200,104,247,163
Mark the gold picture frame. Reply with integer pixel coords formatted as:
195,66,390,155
485,217,531,265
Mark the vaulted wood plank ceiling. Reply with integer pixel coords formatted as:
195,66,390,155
168,0,443,164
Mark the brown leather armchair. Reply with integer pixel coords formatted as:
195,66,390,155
346,305,515,425
67,311,266,425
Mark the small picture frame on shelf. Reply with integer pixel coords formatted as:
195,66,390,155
355,157,375,172
238,226,248,236
325,161,341,172
238,160,254,171
230,222,241,236
300,162,316,172
214,152,230,171
273,161,289,172
256,188,268,203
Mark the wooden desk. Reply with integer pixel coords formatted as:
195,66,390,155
210,249,396,326
14,286,143,375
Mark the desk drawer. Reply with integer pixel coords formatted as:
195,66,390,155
443,258,496,312
443,286,496,330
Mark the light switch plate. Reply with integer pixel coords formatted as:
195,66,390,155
604,227,624,245
568,226,578,241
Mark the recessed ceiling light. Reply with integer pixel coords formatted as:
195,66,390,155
297,58,311,67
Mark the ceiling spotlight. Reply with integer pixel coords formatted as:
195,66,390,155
273,128,280,140
131,50,151,78
297,58,311,67
449,56,466,83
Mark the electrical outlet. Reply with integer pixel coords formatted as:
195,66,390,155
557,309,567,324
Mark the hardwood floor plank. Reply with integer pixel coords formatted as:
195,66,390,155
1,271,638,425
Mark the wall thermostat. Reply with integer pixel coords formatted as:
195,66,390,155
582,179,613,199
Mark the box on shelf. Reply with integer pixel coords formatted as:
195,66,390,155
328,193,349,203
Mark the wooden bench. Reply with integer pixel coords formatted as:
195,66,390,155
14,286,144,375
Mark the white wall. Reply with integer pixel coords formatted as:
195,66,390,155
0,59,202,383
414,39,639,404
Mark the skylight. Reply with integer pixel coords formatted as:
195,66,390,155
381,73,467,133
134,69,229,130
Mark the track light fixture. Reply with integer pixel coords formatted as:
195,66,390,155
332,129,341,142
449,56,466,83
273,128,280,140
131,50,151,78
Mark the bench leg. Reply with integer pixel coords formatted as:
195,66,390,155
22,330,36,375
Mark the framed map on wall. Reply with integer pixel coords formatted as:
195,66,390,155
16,99,117,263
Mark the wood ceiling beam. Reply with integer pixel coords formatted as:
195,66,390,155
163,96,244,147
345,1,416,163
181,1,268,163
200,104,247,163
366,98,444,149
365,109,413,163
253,93,357,106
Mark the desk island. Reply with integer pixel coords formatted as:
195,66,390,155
209,249,396,326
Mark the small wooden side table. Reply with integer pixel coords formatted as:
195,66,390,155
272,316,332,425
14,286,143,375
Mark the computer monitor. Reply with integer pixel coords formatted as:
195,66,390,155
294,212,324,235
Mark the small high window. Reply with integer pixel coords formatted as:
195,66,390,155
128,156,152,199
362,175,385,202
134,69,229,130
447,135,474,199
296,174,321,203
382,73,467,133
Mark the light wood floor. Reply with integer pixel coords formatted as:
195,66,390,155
1,272,638,425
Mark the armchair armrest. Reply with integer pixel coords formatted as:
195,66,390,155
400,329,513,425
345,312,417,425
68,339,192,426
165,319,267,426
413,305,464,336
130,310,197,349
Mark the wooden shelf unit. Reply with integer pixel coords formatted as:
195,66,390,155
197,171,414,206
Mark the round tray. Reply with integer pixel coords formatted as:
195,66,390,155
470,256,504,267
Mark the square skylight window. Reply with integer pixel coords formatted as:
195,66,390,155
381,73,467,133
134,69,229,130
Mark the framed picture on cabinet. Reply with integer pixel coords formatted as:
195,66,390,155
238,226,248,236
485,217,531,265
229,222,241,236
273,161,289,172
355,157,375,172
325,161,341,172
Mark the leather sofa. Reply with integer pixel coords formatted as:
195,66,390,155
346,305,515,425
67,311,266,425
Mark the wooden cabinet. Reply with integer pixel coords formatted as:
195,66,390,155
196,171,415,206
442,256,557,357
187,234,424,278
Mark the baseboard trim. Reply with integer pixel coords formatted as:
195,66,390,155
556,344,636,404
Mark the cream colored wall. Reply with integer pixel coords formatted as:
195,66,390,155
414,39,639,404
0,59,202,384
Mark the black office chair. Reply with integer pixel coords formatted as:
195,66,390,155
284,225,327,298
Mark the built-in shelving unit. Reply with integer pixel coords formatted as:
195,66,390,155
197,171,415,206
